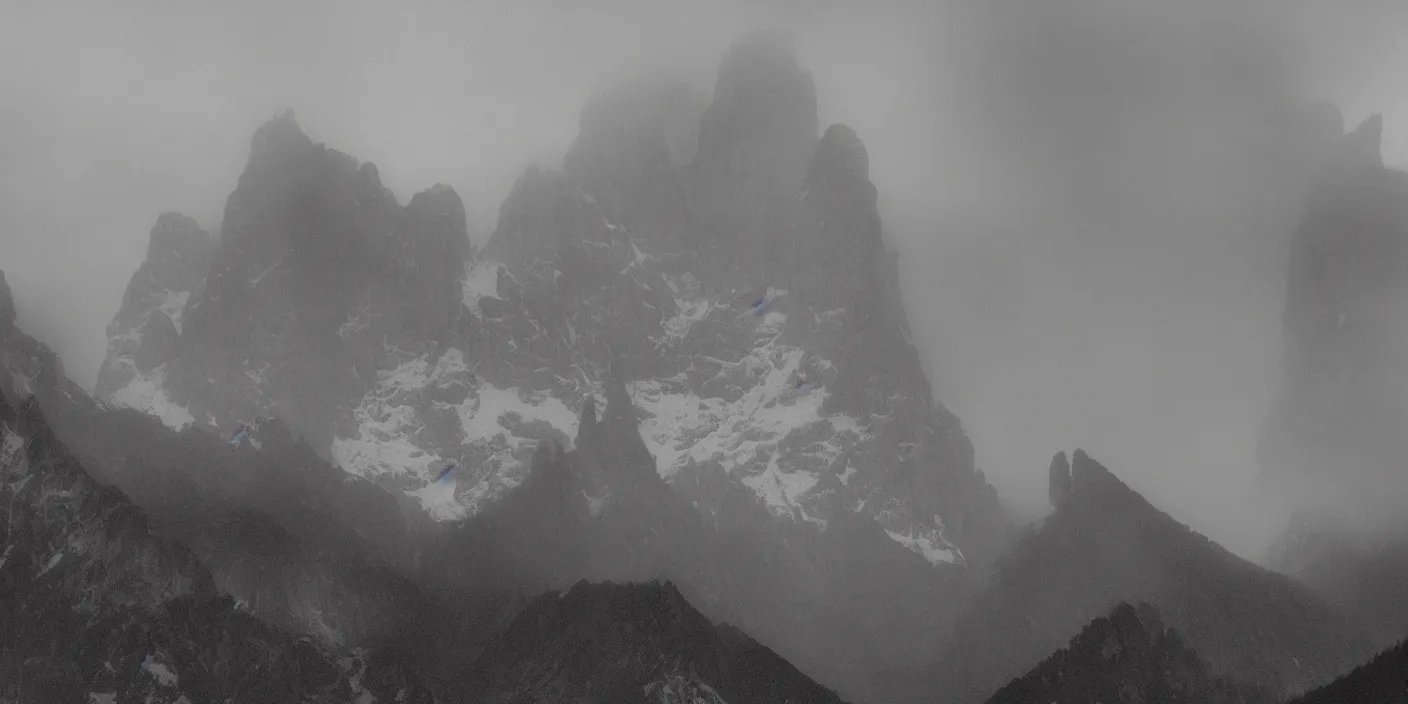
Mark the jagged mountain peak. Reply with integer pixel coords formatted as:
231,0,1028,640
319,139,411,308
96,36,1010,703
573,72,700,150
146,212,212,263
808,123,871,186
707,27,817,142
1069,446,1125,495
244,107,313,169
714,28,810,99
1048,451,1072,508
407,181,468,217
483,163,618,266
563,72,702,253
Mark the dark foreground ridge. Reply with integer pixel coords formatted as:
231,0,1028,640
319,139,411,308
988,602,1273,704
460,579,849,704
0,388,432,702
1286,637,1408,704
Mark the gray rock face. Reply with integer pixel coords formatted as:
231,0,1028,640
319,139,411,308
1258,114,1408,522
1049,451,1072,508
688,29,819,291
94,213,213,403
95,30,1006,574
94,111,474,462
92,32,1012,703
564,74,703,254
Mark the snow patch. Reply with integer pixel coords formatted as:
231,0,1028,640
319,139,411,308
636,347,841,481
108,367,194,431
141,655,178,687
637,307,869,519
36,550,63,577
462,259,502,313
741,451,819,518
584,490,607,517
158,289,191,332
340,653,379,704
459,383,578,448
643,674,729,704
453,379,579,511
335,348,579,519
883,527,958,565
407,478,465,521
333,353,446,481
88,694,117,704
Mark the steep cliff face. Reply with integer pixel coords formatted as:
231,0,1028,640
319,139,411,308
688,30,818,291
1260,114,1408,520
935,450,1370,704
96,213,214,408
1258,113,1408,654
104,110,475,458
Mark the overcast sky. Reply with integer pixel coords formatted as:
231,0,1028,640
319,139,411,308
2,0,1406,560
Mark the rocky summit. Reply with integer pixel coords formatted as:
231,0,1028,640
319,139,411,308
95,33,1005,578
83,31,1011,704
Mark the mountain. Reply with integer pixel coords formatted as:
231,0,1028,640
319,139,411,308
0,380,430,701
94,30,1006,569
1257,111,1408,651
1259,113,1408,519
934,449,1371,703
94,212,214,410
986,603,1272,704
1287,637,1408,704
459,579,848,704
89,31,1010,704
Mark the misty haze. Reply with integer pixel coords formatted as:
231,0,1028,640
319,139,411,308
3,0,1408,702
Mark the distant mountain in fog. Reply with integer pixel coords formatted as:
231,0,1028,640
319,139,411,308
935,449,1370,703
